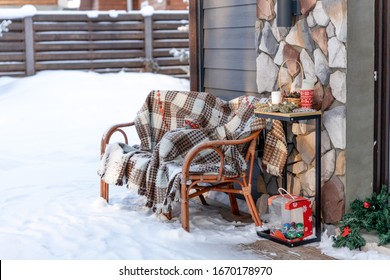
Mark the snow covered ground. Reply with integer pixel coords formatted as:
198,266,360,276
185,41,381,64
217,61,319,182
0,70,389,260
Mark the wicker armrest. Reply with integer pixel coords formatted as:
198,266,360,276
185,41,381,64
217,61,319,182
100,122,135,157
181,131,260,181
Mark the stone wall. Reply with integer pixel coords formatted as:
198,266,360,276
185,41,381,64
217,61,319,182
255,0,347,224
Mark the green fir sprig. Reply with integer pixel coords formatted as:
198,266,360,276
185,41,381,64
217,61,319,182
333,185,390,250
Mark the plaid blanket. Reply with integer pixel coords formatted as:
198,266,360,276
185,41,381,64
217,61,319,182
98,90,287,214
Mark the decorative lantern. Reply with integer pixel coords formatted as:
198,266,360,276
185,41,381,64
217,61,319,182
268,188,313,243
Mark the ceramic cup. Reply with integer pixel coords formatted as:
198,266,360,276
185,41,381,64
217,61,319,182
300,79,315,109
300,89,313,108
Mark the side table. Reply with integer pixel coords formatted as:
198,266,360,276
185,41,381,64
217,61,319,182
255,110,322,247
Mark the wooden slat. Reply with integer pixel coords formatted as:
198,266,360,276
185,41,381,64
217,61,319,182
204,27,255,49
0,32,25,41
155,57,189,66
0,63,25,71
35,59,144,70
34,31,144,41
0,52,25,61
153,30,188,39
154,49,189,58
152,13,189,20
204,4,256,29
203,0,256,9
4,22,24,31
204,68,258,93
33,22,144,31
0,71,25,77
158,66,187,75
33,14,144,22
153,48,176,57
34,41,144,51
35,50,145,61
204,49,256,71
94,68,143,74
153,21,187,30
153,39,188,48
0,43,25,51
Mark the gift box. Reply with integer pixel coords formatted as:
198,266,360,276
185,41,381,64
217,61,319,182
267,188,313,243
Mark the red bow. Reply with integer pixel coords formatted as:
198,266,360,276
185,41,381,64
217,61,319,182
341,226,351,237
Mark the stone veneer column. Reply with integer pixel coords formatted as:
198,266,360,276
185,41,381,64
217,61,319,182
255,0,350,225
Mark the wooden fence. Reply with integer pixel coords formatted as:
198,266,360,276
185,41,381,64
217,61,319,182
0,11,189,78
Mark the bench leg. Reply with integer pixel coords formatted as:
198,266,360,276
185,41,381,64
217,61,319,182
228,184,240,216
244,193,262,227
100,179,109,203
181,183,190,231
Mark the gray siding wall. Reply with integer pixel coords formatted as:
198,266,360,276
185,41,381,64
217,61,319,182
346,0,375,207
202,0,257,100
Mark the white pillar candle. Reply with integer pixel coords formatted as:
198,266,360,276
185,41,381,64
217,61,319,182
271,91,281,104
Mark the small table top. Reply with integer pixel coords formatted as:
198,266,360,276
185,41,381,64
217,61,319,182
254,110,322,121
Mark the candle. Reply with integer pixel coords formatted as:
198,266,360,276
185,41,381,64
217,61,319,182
271,91,281,104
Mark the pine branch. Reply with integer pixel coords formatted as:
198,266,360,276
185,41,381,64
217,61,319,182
333,185,390,250
333,227,366,250
379,230,390,246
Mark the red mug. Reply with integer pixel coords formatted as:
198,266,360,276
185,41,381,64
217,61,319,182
300,89,314,109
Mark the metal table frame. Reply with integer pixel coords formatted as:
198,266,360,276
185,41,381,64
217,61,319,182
255,110,322,247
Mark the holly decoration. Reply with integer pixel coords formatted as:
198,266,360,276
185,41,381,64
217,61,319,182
333,185,390,250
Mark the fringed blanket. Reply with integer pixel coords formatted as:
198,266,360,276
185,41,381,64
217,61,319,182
98,90,287,214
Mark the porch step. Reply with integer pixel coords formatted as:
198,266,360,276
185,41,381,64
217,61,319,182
242,240,336,260
202,197,335,259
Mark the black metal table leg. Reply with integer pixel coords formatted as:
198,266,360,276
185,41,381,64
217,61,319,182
315,115,322,240
255,111,322,246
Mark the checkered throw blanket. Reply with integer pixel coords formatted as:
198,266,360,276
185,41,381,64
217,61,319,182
98,90,287,214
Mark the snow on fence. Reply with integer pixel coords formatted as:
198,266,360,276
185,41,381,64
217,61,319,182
0,10,189,78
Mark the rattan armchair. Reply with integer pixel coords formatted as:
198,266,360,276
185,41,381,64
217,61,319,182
100,123,263,231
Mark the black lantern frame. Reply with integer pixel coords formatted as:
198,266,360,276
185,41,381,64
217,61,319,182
276,0,301,27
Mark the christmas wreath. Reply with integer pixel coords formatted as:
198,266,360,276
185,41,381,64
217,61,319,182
333,185,390,250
